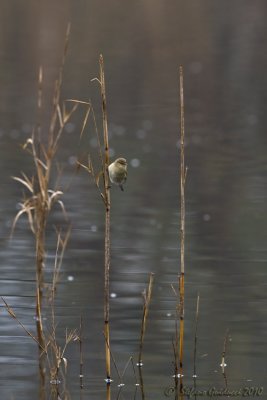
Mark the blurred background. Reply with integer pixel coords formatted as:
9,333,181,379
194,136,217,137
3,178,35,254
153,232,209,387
0,1,267,398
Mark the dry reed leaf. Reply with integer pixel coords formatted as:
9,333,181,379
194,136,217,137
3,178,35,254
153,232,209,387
62,357,68,373
35,157,47,178
88,156,93,173
66,99,90,106
57,200,67,220
63,101,79,124
24,206,35,234
21,171,34,187
1,297,46,352
96,170,103,187
48,190,63,201
48,191,63,210
91,77,101,85
57,104,64,128
171,283,178,297
76,161,90,174
12,176,33,193
38,66,43,109
40,144,48,162
12,205,35,235
79,105,91,139
2,299,16,318
22,137,33,149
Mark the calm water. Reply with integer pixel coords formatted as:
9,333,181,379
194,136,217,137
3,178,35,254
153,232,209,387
1,1,267,399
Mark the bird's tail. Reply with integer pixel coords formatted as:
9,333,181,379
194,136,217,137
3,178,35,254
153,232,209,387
119,185,124,191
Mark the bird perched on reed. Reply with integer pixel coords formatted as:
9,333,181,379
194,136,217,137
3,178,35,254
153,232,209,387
108,158,127,191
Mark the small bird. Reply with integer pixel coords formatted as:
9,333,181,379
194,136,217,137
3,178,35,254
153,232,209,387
108,158,127,191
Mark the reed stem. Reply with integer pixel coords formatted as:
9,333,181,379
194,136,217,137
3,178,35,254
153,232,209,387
221,329,229,388
138,272,154,366
99,54,111,381
193,294,200,382
79,316,84,389
178,65,186,391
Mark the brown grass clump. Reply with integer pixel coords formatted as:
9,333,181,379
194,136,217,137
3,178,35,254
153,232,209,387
7,23,79,399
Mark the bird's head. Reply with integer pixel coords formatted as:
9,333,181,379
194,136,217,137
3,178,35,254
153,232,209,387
115,158,127,166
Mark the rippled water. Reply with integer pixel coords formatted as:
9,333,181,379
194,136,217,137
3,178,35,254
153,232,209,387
1,1,267,399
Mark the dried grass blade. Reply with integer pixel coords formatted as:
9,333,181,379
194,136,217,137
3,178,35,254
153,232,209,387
63,101,79,124
57,104,64,129
96,170,103,187
62,357,68,373
12,176,33,193
47,190,63,210
1,297,46,353
66,99,91,106
11,207,31,235
25,207,35,234
38,66,43,110
76,161,90,174
57,200,67,220
79,104,91,139
22,137,33,150
36,157,48,171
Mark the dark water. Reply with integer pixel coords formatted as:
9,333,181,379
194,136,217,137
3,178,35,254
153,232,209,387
1,1,267,399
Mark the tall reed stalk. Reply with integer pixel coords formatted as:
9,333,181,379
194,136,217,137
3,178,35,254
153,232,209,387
99,54,112,381
73,55,112,381
178,65,186,391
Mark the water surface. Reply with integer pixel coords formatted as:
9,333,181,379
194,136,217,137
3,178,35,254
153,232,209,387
0,1,267,398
